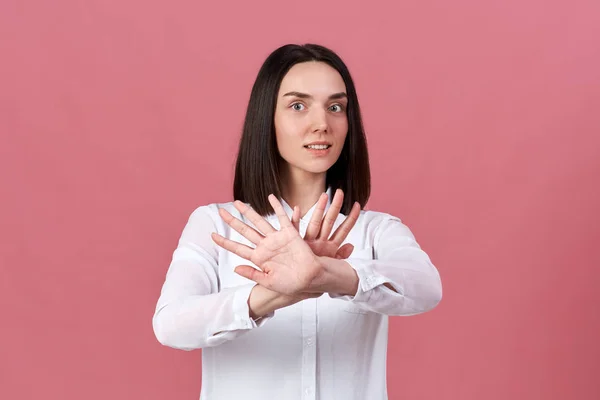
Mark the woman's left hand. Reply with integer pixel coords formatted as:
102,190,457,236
291,188,361,260
211,195,324,296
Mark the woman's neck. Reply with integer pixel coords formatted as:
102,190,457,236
279,166,327,218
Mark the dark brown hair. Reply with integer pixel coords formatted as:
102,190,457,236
233,43,371,216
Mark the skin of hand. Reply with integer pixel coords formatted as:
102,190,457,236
211,191,360,297
291,188,360,260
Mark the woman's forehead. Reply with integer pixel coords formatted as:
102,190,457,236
278,62,346,97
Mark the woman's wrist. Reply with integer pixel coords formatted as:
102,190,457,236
247,284,301,319
247,256,360,320
308,256,359,296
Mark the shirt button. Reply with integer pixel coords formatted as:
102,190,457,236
306,338,313,346
304,387,311,395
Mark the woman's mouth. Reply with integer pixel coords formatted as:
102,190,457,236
304,144,332,156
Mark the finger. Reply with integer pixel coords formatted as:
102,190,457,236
268,194,293,229
218,207,264,245
335,243,354,259
211,232,254,260
304,192,328,240
234,265,268,286
291,205,300,231
330,202,361,246
233,200,276,235
318,189,343,240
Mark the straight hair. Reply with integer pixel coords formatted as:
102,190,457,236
233,43,371,216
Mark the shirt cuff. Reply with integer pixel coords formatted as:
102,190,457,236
232,283,274,328
207,283,274,342
328,258,390,303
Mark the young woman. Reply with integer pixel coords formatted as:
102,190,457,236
152,43,442,400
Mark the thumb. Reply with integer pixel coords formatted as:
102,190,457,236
335,243,354,259
234,265,267,286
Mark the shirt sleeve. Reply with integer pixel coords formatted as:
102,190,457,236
152,205,273,351
329,215,443,316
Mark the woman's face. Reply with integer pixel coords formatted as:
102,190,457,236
274,61,349,176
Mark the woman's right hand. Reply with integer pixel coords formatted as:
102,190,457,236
211,195,326,296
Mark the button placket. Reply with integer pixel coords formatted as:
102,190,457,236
299,211,316,399
301,297,317,400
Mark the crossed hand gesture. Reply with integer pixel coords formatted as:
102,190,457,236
211,189,361,296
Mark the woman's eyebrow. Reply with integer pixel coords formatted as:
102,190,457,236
282,91,348,100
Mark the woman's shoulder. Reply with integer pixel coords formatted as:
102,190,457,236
357,208,415,239
177,201,241,237
192,200,236,212
358,208,403,225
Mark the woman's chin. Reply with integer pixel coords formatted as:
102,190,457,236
282,157,338,176
300,163,335,175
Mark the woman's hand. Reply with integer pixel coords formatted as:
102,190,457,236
211,195,324,296
291,189,361,260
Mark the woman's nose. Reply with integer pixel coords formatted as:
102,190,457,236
310,109,329,133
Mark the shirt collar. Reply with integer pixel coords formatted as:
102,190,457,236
275,186,333,223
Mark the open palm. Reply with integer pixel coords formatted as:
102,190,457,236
211,195,323,295
246,225,322,294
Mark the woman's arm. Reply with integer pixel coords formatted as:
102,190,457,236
152,205,298,351
322,214,443,316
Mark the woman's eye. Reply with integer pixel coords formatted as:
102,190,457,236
291,103,305,111
329,104,344,112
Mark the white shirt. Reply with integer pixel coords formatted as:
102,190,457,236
152,189,442,400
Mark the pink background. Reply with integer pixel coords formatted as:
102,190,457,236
1,0,599,399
